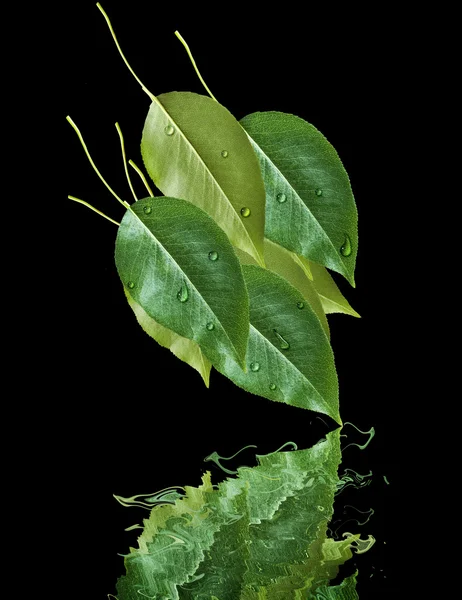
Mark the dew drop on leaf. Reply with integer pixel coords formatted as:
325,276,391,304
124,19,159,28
208,250,219,261
206,322,215,331
317,505,325,511
315,188,323,196
164,124,175,136
177,283,189,303
143,205,152,214
240,207,251,218
276,192,287,203
340,234,352,257
221,150,229,158
127,281,135,289
269,383,276,391
273,329,290,350
250,361,260,372
296,301,305,309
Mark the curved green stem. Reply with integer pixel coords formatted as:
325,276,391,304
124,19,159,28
129,160,154,197
115,122,137,202
66,116,129,209
96,3,155,102
68,195,120,225
174,31,217,102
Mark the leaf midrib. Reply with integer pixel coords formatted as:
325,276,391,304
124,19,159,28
127,208,246,364
151,95,261,263
246,133,345,268
249,323,333,416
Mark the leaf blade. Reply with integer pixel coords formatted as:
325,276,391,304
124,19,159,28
115,197,249,370
125,289,212,386
307,259,361,318
240,111,358,286
213,265,340,423
141,92,266,265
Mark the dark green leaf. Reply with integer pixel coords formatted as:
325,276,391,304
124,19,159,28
240,111,358,286
115,197,249,369
213,265,340,423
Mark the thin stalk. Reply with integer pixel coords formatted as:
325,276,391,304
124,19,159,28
174,31,217,102
96,3,156,102
66,116,130,209
68,196,120,226
129,160,154,197
115,122,137,202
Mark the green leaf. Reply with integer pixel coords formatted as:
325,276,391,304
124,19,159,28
115,430,358,599
236,240,330,338
264,240,330,337
307,260,360,318
124,289,212,386
115,197,249,370
141,92,266,265
240,111,358,286
213,265,340,424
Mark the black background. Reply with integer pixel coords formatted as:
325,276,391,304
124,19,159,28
49,1,413,597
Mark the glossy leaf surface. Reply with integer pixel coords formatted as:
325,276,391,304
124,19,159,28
308,260,360,318
215,265,340,423
240,111,358,285
236,240,330,337
141,92,266,265
115,197,249,369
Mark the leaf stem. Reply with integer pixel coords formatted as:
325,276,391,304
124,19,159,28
66,116,130,209
174,31,217,102
96,3,156,102
115,122,137,202
68,196,120,226
129,160,154,197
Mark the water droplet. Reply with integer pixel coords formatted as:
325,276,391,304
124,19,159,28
276,192,287,203
206,322,215,331
208,250,219,261
221,150,229,158
296,301,305,309
317,505,325,512
250,361,260,372
269,383,276,391
127,281,135,289
315,188,323,196
240,207,251,218
273,329,290,350
340,234,352,257
164,124,175,136
177,283,189,303
143,205,152,214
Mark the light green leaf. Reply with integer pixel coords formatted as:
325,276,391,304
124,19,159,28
236,240,330,338
264,240,330,337
240,111,358,286
307,259,360,318
141,92,266,265
124,289,212,386
115,197,249,370
214,265,340,424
